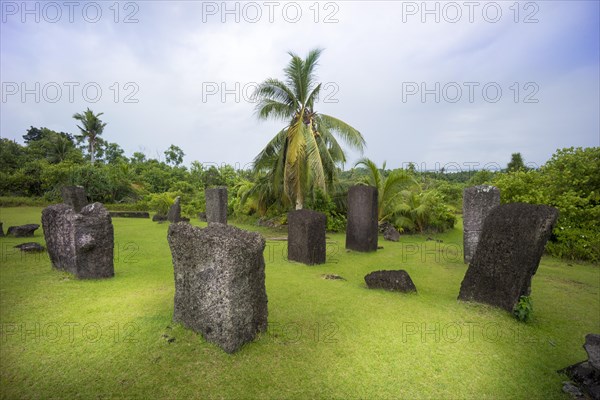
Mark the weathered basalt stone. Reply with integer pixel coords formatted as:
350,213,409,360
364,270,417,293
167,196,182,223
561,381,584,398
205,187,227,224
586,334,600,371
287,209,326,265
462,185,501,263
153,214,168,222
167,222,267,353
378,221,392,234
42,203,114,279
458,203,558,312
322,274,345,280
257,217,282,229
383,225,400,242
61,185,88,212
15,242,45,252
346,185,378,252
7,224,39,237
560,334,600,400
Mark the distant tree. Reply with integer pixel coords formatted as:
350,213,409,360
0,139,27,172
131,152,147,164
22,126,45,143
46,133,77,163
407,162,417,174
203,165,224,187
507,152,527,172
22,127,80,164
164,145,185,166
104,142,126,164
189,161,205,187
73,108,107,164
218,165,237,187
467,170,495,186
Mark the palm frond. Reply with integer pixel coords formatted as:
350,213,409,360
304,123,326,192
318,126,346,164
318,114,365,152
354,157,381,190
284,52,306,104
252,128,287,172
283,118,306,204
256,99,294,121
306,83,321,110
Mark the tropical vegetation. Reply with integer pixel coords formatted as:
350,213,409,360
0,50,598,262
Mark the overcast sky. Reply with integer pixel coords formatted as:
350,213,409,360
1,0,598,172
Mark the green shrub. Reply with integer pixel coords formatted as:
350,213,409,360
146,192,174,215
0,196,50,207
436,182,464,209
513,296,533,322
546,227,600,263
306,189,347,232
181,198,203,218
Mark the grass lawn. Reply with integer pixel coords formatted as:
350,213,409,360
1,206,598,399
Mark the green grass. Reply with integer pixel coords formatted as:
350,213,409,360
1,207,598,399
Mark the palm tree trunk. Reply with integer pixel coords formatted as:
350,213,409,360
90,140,95,164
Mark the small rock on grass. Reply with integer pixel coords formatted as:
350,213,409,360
15,242,45,252
365,270,417,293
321,274,345,280
562,381,583,398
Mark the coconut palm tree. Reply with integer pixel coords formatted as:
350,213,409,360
253,48,366,210
354,158,417,223
73,108,107,164
47,133,75,164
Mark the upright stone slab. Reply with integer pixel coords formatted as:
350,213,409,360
458,203,558,312
585,334,600,371
346,185,378,252
463,185,500,263
287,209,326,265
560,334,600,400
42,203,114,279
168,222,267,353
205,187,227,224
61,185,88,212
167,196,182,223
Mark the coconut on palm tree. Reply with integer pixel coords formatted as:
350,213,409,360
252,48,366,210
73,108,107,164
